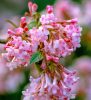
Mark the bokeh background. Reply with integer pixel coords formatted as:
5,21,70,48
0,0,91,100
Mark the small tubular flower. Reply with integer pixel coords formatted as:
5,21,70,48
23,66,79,100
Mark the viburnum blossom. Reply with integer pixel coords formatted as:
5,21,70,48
2,36,32,70
1,1,82,100
23,67,79,100
40,11,82,59
2,2,82,70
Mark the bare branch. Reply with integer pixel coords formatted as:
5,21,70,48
5,19,18,28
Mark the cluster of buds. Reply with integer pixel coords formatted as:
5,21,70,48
1,2,82,100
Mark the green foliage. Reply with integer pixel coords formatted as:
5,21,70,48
30,51,43,64
72,0,82,4
28,20,37,29
31,0,56,12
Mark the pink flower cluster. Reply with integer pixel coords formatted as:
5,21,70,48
2,36,32,70
23,67,79,100
1,2,82,100
2,4,82,70
40,9,82,58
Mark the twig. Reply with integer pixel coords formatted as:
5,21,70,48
5,19,18,28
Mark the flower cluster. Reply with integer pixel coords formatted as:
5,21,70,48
3,36,32,70
23,67,78,100
2,4,82,70
1,1,82,100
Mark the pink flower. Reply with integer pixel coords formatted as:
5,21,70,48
46,54,59,63
3,36,32,70
8,29,15,35
40,13,57,25
8,27,23,36
46,5,53,14
23,67,79,100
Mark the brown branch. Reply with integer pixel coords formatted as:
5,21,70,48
5,19,18,28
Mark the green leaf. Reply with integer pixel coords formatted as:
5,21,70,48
30,51,43,64
28,20,37,29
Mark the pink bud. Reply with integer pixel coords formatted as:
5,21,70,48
32,3,38,12
8,29,15,35
24,27,29,32
28,2,33,15
46,54,52,61
20,17,26,23
20,17,27,28
46,5,53,13
15,27,23,35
